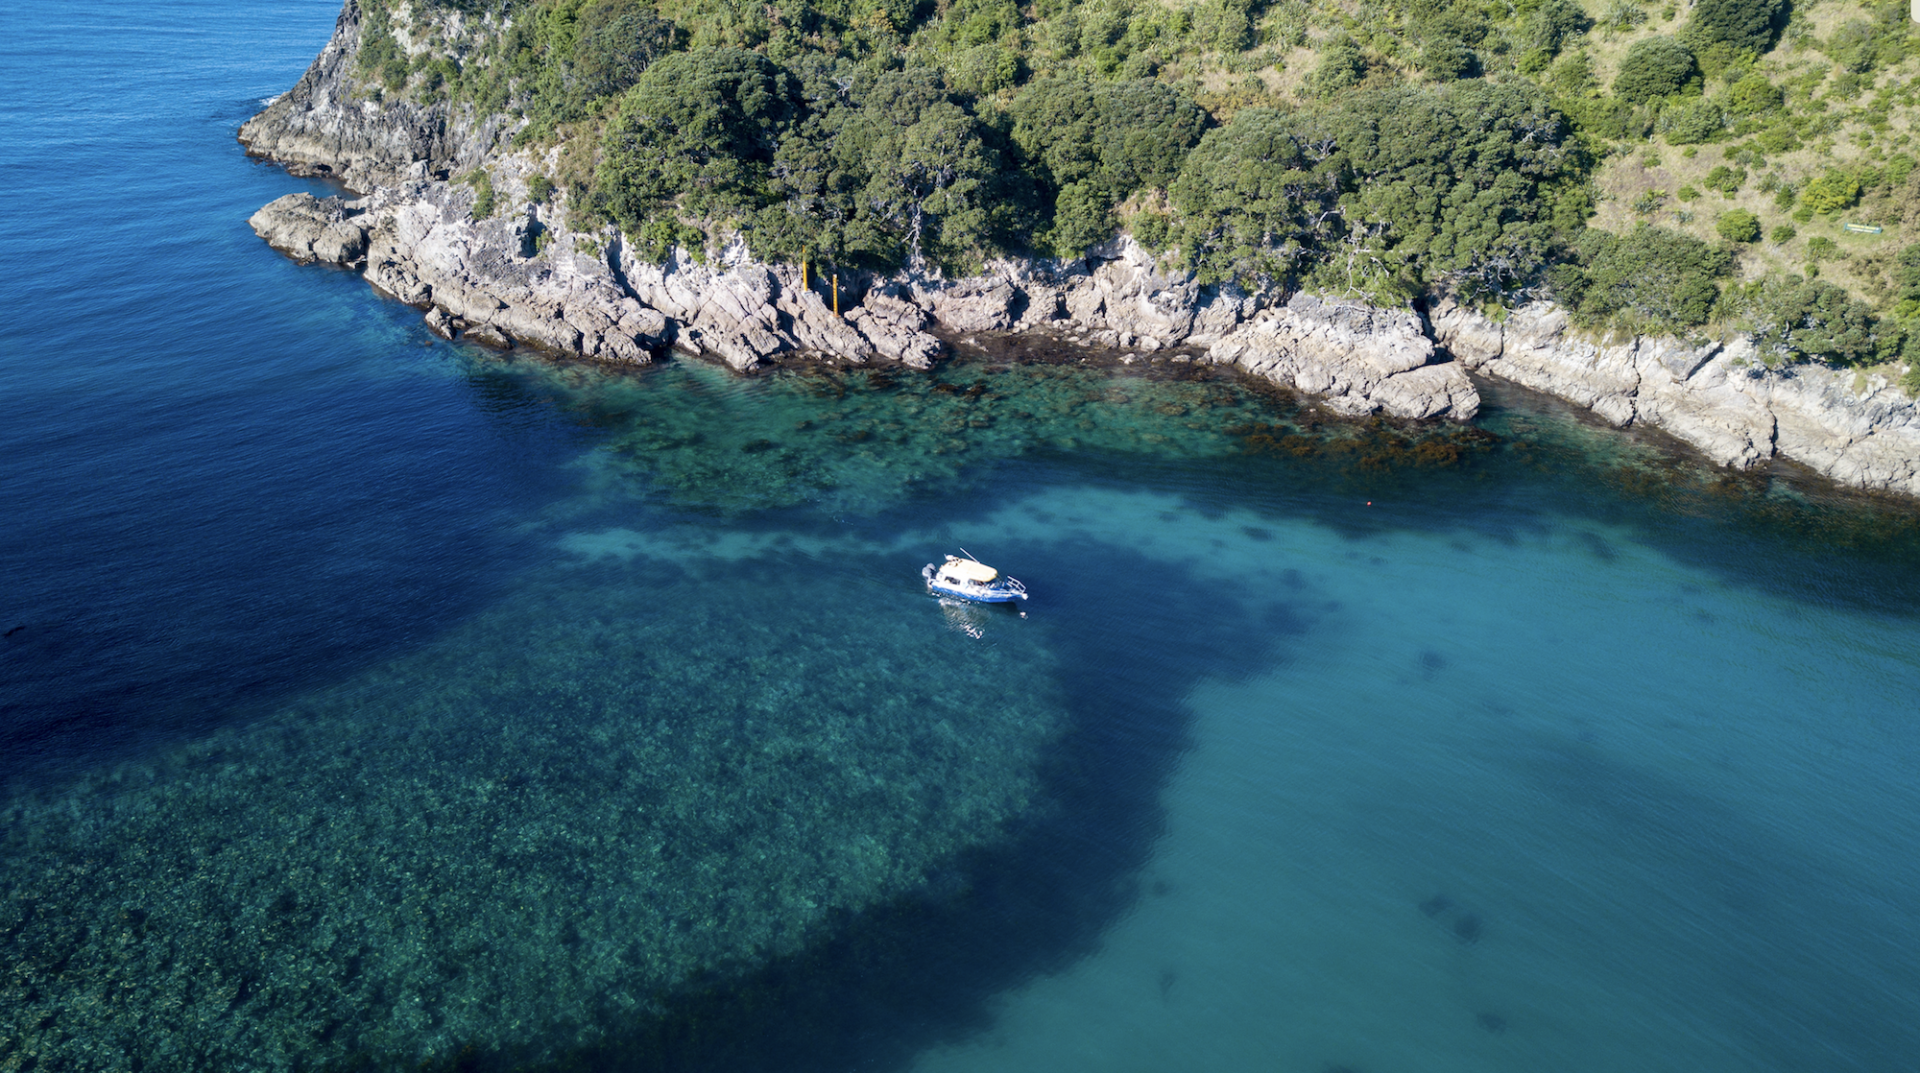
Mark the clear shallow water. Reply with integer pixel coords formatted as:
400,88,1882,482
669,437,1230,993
3,2,1919,1070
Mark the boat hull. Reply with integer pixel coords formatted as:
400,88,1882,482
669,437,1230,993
923,563,1028,603
928,580,1027,603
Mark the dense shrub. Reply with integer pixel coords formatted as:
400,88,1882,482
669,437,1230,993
1703,164,1745,196
1169,108,1339,284
1172,81,1582,297
1801,171,1863,214
1306,36,1368,99
1895,244,1920,305
1555,225,1730,332
596,49,799,249
753,63,1005,268
1725,73,1783,114
1716,208,1761,242
573,0,679,100
1530,0,1591,55
355,2,413,91
1823,14,1911,75
1736,277,1888,365
1010,77,1210,256
1614,37,1700,103
1660,98,1725,144
1684,0,1785,59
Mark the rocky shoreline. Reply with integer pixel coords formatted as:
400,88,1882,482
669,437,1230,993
241,0,1920,499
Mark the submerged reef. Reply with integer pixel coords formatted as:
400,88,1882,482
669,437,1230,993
0,559,1067,1070
484,349,1920,569
482,353,1502,518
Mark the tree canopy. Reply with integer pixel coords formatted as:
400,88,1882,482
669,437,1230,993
1613,37,1700,104
597,48,799,253
1554,225,1730,333
1171,81,1581,299
358,0,1920,371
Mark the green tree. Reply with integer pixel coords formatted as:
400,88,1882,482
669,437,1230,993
838,68,1001,268
596,49,800,247
1613,37,1698,104
1684,0,1784,59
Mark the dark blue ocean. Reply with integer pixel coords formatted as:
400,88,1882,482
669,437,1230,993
3,2,1919,1070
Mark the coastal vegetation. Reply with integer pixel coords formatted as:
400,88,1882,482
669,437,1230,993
356,0,1920,386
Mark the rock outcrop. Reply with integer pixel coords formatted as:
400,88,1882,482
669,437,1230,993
237,0,505,190
248,192,368,267
237,0,1478,418
1433,299,1920,497
1207,293,1479,421
239,0,1920,496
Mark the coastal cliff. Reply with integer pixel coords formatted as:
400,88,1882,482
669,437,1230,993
241,0,1920,496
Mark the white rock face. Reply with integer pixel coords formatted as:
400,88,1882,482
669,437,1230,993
1433,299,1920,496
1205,293,1479,420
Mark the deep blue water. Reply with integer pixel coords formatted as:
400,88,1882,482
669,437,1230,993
3,2,1920,1070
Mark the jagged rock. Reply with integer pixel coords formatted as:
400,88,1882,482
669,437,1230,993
847,285,944,368
921,278,1017,332
1433,298,1920,493
236,1,512,190
1209,293,1479,421
235,0,1920,499
464,323,512,350
1080,237,1198,347
424,307,456,339
1370,364,1484,422
773,270,873,361
248,193,366,265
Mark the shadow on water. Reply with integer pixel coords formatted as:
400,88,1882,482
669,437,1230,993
443,543,1300,1073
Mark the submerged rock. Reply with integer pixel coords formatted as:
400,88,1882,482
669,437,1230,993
0,564,1068,1071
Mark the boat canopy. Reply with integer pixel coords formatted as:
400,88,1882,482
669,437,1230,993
941,557,999,583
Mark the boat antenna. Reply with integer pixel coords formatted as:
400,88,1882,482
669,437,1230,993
958,546,979,562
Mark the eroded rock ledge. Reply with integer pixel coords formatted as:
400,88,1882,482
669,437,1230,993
1432,300,1920,498
249,187,1479,422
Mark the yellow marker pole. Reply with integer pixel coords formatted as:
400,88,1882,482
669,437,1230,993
833,271,840,316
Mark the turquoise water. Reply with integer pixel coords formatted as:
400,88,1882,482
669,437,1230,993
3,2,1919,1069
